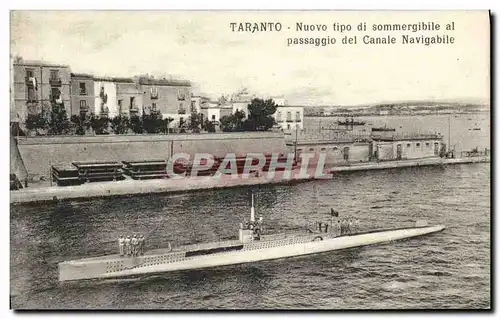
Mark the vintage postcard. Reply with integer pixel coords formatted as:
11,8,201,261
9,10,490,310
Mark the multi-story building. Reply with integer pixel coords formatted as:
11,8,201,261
138,77,191,117
94,77,119,117
274,105,304,130
70,73,95,116
12,58,71,121
115,78,143,117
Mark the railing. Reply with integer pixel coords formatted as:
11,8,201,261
49,78,62,86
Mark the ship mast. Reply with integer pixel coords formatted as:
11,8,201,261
250,192,255,222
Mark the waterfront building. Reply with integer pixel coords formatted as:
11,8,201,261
137,77,191,117
70,73,95,116
115,78,143,117
94,78,119,117
230,88,255,116
286,137,370,167
274,105,304,130
201,101,221,124
12,57,71,122
371,133,444,161
191,95,209,114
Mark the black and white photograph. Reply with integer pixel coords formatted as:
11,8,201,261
8,9,491,310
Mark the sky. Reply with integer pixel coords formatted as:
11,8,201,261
10,11,490,106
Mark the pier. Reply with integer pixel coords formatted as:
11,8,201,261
10,156,489,205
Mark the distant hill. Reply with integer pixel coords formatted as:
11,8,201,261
303,101,490,116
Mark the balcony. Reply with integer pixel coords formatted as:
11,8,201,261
49,78,62,87
25,77,36,87
79,106,90,113
79,90,88,96
286,119,294,123
129,106,139,114
178,109,186,115
296,118,302,122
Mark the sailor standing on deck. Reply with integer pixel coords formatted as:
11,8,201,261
131,235,138,256
124,236,131,256
118,235,125,256
138,235,145,255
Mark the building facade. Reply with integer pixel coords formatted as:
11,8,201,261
12,58,71,121
94,78,119,117
70,73,95,116
274,105,304,130
138,77,191,117
371,134,444,161
115,79,143,117
286,139,370,167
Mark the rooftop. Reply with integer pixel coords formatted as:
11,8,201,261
71,73,94,79
137,77,191,87
372,133,443,141
13,59,70,69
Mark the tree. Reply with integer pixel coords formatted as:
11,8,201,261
220,110,246,132
48,102,70,135
25,110,49,136
142,111,163,134
91,114,110,135
244,98,277,131
70,113,92,135
204,119,216,133
110,115,130,134
129,115,143,134
189,110,203,133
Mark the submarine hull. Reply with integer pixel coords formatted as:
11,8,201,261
59,225,445,282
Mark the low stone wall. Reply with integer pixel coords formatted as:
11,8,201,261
16,132,287,178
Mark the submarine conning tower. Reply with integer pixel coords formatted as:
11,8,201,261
239,193,258,243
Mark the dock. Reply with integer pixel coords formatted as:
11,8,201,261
10,156,489,205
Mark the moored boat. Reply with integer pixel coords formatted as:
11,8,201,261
58,194,445,282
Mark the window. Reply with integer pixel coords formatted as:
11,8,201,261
51,88,60,100
297,148,302,152
80,100,87,108
425,142,430,147
416,143,420,147
152,103,157,111
212,115,216,120
333,147,338,151
277,111,282,121
296,111,301,122
27,87,35,101
79,82,87,95
287,111,292,122
309,148,314,151
320,148,326,151
50,70,59,80
130,97,135,109
26,69,34,78
407,143,411,147
177,91,186,101
118,100,123,113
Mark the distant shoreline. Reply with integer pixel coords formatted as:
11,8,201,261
305,110,490,118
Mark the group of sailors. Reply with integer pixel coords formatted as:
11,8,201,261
317,217,360,237
118,234,145,257
240,214,264,239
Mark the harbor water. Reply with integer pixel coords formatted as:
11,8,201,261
10,162,490,309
